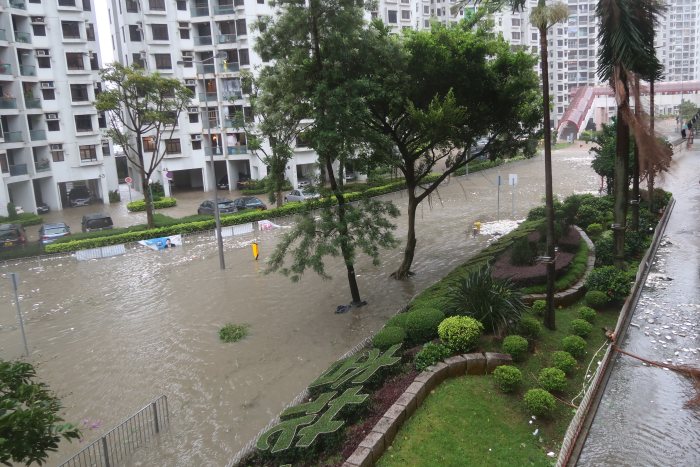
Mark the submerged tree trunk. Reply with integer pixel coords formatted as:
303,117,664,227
632,95,640,231
142,172,154,229
392,192,417,280
648,80,655,213
540,28,556,331
613,87,631,270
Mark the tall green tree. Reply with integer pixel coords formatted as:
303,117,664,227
96,63,194,229
255,0,401,304
355,15,542,279
530,0,568,330
0,360,81,466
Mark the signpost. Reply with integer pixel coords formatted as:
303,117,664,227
124,177,132,203
509,174,518,217
9,273,29,356
494,174,506,220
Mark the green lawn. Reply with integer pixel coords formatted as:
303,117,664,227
376,299,620,467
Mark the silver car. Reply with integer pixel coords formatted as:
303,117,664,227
38,223,71,244
284,189,322,203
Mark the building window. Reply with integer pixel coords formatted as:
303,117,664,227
98,112,107,128
236,19,247,36
33,24,46,36
38,57,51,68
165,139,181,154
532,32,538,40
151,24,169,41
154,54,172,70
192,139,202,150
62,21,81,39
512,18,520,26
424,19,429,27
129,25,141,41
48,121,60,131
388,10,398,23
189,113,199,123
179,23,190,39
66,53,85,70
238,49,250,65
512,32,521,40
58,0,76,6
102,141,110,155
258,0,264,3
75,115,93,132
42,89,56,100
86,23,96,41
402,10,410,19
558,107,563,113
0,154,6,173
52,150,65,162
177,0,186,10
371,11,378,20
90,53,99,70
132,53,146,69
82,0,91,10
149,0,165,10
71,84,90,102
142,137,155,152
80,145,97,161
126,0,138,12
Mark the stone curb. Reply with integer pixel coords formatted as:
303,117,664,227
341,351,512,467
522,225,596,307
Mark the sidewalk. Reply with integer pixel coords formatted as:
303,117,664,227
577,146,700,465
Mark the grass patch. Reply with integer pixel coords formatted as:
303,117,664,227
219,323,250,343
549,142,574,151
521,239,590,294
377,299,620,466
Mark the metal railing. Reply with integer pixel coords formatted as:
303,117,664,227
0,63,11,75
214,4,235,14
225,118,244,128
9,164,27,176
194,35,212,46
14,31,31,43
0,97,17,109
217,33,237,44
58,395,169,467
204,146,224,156
19,65,35,76
8,0,26,9
220,62,239,73
222,90,242,100
35,159,50,172
227,145,247,155
199,92,218,101
4,131,22,142
30,130,46,141
190,5,209,16
25,97,41,108
196,64,215,74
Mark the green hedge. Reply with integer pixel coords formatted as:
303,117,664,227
243,186,292,195
0,213,44,227
126,197,178,212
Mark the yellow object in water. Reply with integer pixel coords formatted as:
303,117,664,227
252,242,259,260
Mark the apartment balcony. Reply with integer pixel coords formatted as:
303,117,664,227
35,158,50,172
217,34,237,45
14,31,31,44
8,0,26,10
194,36,212,46
204,146,224,156
191,5,209,16
228,145,247,155
199,92,218,101
196,64,215,74
4,131,23,142
203,119,220,129
0,64,12,75
220,62,239,72
225,118,244,128
222,90,242,100
9,164,27,176
19,65,35,76
30,130,46,141
0,97,17,109
25,97,41,109
0,29,7,41
213,5,235,15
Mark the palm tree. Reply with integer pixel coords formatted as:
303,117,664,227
597,0,663,269
530,0,568,331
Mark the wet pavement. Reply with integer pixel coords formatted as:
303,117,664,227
578,145,700,466
0,144,602,467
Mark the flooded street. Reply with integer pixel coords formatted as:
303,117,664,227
0,146,601,467
578,146,700,466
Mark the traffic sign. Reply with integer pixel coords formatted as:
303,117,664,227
494,175,506,185
166,172,173,179
124,177,132,183
509,174,518,186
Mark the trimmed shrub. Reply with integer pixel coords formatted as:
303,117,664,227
571,319,593,337
585,266,632,301
551,351,577,374
385,313,409,330
405,308,445,347
372,327,406,352
538,367,568,392
562,335,587,359
524,389,556,417
0,212,44,227
536,221,563,245
127,197,178,212
437,316,483,353
577,306,597,324
109,189,121,203
518,317,542,339
531,300,546,316
414,342,452,372
494,365,522,393
586,223,603,237
502,335,529,362
6,202,18,220
510,236,532,266
410,297,448,315
526,205,546,221
219,323,249,342
586,290,609,309
574,204,604,228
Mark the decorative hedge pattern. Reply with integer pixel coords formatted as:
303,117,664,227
126,197,178,212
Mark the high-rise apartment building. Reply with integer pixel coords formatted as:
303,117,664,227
0,0,118,217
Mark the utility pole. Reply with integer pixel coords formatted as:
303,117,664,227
10,273,29,356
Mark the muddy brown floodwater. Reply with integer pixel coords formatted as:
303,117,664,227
0,145,600,467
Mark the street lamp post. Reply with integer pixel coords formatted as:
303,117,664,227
178,52,228,270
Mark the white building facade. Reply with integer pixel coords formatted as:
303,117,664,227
0,0,118,217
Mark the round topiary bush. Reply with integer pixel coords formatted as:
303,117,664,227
586,223,603,237
372,327,407,352
538,367,568,392
518,317,542,339
502,335,529,362
405,308,445,347
571,318,593,337
551,351,577,374
386,313,409,330
524,389,556,417
577,306,596,324
586,290,609,309
531,300,546,316
510,236,532,266
494,365,522,393
562,335,587,358
574,204,604,228
437,316,484,353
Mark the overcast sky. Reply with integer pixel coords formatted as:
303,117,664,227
95,0,114,65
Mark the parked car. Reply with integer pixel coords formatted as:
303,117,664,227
284,189,322,203
470,146,489,160
233,197,267,211
69,186,92,207
36,202,50,214
38,223,71,244
217,175,229,190
197,198,238,216
345,172,356,182
0,223,26,250
297,178,311,188
81,212,114,233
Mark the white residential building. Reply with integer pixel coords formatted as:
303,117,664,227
0,0,118,217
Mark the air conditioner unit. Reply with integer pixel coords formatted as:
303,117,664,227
140,52,147,59
187,107,199,113
36,50,47,56
192,134,202,140
31,16,45,23
182,51,193,57
46,113,58,120
51,144,62,151
185,79,196,85
40,82,54,88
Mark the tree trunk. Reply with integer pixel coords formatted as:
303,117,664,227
613,90,630,270
632,138,639,231
540,28,556,331
142,172,154,229
648,80,655,213
392,193,417,280
277,190,284,207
